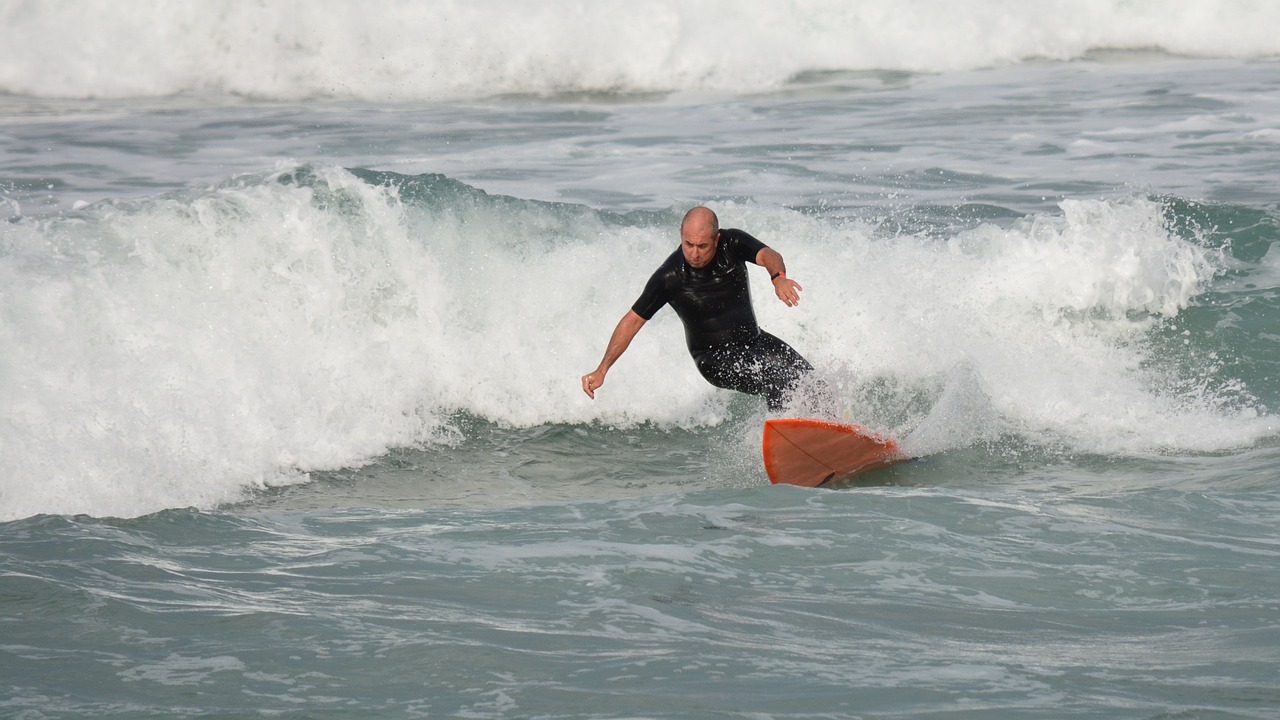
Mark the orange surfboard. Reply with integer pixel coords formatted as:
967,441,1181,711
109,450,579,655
762,418,907,487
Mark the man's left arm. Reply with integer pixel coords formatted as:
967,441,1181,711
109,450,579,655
755,246,803,307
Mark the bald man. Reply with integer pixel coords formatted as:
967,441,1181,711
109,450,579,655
581,206,813,411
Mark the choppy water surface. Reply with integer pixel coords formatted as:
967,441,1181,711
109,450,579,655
3,2,1280,717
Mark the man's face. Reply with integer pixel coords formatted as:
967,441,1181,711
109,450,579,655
681,228,720,269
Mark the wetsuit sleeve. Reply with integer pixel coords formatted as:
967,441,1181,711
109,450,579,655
631,265,670,320
721,228,768,264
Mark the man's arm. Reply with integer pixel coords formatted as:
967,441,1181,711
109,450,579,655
582,310,647,399
755,246,803,307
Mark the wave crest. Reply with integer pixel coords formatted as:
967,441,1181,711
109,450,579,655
3,1,1279,100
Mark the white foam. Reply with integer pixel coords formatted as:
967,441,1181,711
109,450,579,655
1,167,451,517
754,196,1267,456
2,1,1278,101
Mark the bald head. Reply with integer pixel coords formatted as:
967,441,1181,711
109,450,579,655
680,206,721,269
681,206,719,238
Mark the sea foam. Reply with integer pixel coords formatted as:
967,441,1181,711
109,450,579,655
2,0,1278,101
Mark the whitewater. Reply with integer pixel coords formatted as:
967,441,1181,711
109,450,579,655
4,0,1280,100
2,2,1280,718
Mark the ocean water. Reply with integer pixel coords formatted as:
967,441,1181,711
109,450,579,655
3,1,1280,717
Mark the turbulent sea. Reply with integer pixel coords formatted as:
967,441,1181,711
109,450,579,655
3,2,1280,717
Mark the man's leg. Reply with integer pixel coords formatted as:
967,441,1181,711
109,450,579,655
752,332,813,410
695,333,812,411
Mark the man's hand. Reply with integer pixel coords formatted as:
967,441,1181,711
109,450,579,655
773,275,803,307
582,369,605,399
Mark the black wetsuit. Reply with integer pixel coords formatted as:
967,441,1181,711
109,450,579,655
631,229,813,411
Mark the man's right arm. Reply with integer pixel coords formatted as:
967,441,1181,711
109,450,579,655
581,310,647,399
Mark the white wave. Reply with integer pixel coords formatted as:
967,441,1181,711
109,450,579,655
0,165,721,519
0,166,448,518
0,166,1269,519
1,0,1278,100
756,196,1266,456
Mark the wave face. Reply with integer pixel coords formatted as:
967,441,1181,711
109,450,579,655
1,165,1272,518
2,0,1279,100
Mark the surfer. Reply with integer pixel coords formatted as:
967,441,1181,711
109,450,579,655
581,206,813,411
